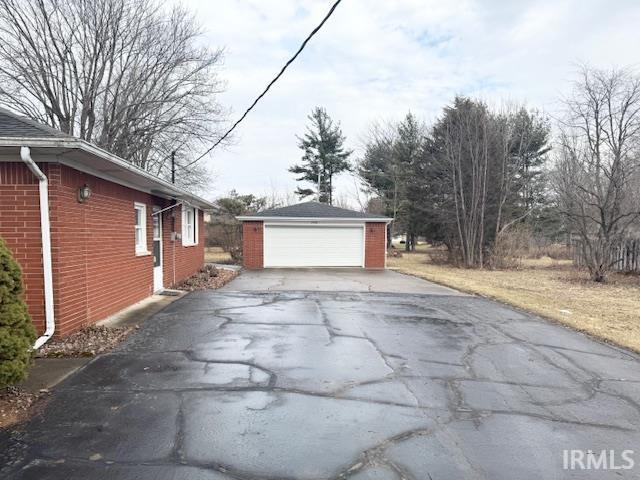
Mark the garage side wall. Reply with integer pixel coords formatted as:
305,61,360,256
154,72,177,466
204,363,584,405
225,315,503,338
364,222,387,269
242,221,263,269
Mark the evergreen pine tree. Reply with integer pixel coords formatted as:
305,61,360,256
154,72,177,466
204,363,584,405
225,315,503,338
0,237,36,387
289,107,352,204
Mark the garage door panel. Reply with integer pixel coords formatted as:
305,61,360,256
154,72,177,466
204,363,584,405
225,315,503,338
264,225,363,267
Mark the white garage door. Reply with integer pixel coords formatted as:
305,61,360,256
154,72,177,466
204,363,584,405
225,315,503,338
264,225,364,267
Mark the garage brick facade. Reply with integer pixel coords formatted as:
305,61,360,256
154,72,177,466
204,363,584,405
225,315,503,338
242,221,264,270
364,222,387,269
238,202,391,270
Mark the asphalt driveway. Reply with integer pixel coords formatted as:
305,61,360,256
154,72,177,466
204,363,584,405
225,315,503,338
2,271,640,479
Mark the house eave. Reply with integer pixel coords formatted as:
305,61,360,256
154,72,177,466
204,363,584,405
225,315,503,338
0,137,214,210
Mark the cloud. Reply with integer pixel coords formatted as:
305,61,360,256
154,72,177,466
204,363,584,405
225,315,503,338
182,0,640,202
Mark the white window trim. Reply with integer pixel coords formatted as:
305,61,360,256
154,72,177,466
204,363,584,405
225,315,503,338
182,205,198,247
134,202,150,255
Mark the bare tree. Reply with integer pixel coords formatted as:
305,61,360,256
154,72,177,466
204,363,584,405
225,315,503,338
358,121,401,220
262,185,298,210
554,66,640,281
0,0,226,190
359,99,551,267
357,121,399,247
332,193,356,210
440,98,491,267
347,174,370,213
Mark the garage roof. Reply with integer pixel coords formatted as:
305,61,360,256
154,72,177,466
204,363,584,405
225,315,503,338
0,107,214,210
237,201,391,221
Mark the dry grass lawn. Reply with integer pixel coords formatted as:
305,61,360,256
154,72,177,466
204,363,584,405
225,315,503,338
205,246,235,264
388,246,640,353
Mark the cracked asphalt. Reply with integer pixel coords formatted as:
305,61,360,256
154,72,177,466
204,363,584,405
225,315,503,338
2,272,640,479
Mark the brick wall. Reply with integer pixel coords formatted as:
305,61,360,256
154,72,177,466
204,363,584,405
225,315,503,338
163,205,205,286
241,220,386,269
0,162,49,332
49,164,160,334
0,161,205,337
364,222,387,269
242,221,263,269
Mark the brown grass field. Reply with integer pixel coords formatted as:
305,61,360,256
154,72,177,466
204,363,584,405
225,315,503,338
205,246,234,264
388,245,640,353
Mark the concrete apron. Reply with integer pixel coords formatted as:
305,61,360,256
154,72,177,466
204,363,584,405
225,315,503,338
220,267,466,295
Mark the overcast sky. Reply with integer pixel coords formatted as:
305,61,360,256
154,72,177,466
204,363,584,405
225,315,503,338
183,0,640,203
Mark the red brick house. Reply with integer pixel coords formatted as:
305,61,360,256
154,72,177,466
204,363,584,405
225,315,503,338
237,202,391,269
0,108,213,346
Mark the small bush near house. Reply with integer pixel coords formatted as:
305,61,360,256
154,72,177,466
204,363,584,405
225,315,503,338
539,243,571,260
426,245,457,265
489,226,532,270
0,237,37,388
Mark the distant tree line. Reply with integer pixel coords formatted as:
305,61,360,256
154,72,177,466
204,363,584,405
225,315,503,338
358,66,640,281
359,101,552,266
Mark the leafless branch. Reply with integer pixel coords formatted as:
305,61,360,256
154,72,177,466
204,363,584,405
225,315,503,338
0,0,227,190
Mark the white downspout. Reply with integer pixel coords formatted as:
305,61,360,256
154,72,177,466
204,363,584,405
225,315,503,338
20,146,55,349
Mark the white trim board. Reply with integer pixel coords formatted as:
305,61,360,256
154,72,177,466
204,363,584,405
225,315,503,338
0,138,214,209
238,216,392,223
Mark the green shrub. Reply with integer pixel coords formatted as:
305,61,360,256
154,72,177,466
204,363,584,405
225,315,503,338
0,237,36,387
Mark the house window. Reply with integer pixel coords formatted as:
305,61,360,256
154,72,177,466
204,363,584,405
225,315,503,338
134,202,148,254
182,206,197,246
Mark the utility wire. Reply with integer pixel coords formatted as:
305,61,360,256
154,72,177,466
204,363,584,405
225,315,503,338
180,0,344,170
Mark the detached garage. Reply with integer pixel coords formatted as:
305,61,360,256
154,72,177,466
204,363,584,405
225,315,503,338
237,202,391,269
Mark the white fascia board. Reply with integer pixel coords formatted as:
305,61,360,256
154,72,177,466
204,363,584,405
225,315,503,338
236,216,393,223
55,157,171,199
265,222,367,228
0,136,79,149
0,137,214,209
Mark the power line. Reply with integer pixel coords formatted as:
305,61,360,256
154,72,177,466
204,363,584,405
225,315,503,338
180,0,344,170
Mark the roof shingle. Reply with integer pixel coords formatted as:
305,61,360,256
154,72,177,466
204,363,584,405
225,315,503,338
252,201,388,219
0,107,68,138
